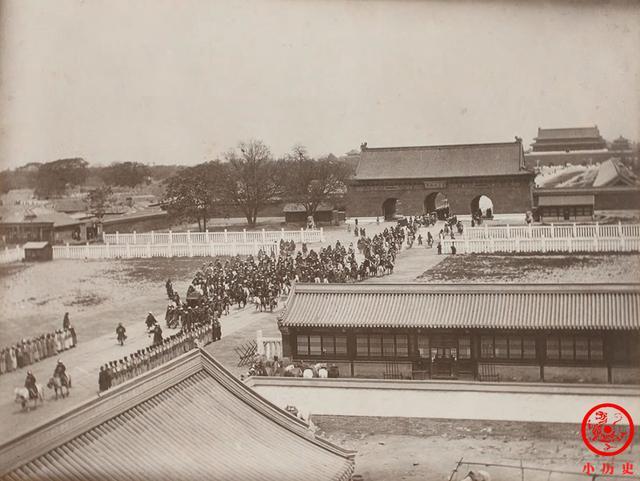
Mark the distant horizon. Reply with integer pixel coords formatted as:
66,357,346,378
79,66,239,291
1,1,638,169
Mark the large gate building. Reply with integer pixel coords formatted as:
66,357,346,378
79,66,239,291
346,139,534,219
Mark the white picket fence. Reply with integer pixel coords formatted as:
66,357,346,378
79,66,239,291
442,236,640,254
0,246,25,264
51,242,283,260
103,228,324,245
464,222,640,240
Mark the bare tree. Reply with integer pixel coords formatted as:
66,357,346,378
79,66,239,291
221,140,283,227
280,145,352,217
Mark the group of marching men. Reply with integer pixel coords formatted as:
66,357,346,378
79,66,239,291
98,323,218,392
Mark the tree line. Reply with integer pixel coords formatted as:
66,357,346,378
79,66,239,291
0,139,354,229
163,140,353,229
0,160,173,197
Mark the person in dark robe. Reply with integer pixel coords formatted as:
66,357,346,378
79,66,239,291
116,323,127,345
69,325,77,347
25,371,38,399
62,312,70,330
145,312,157,329
152,324,163,346
98,365,112,392
165,278,174,299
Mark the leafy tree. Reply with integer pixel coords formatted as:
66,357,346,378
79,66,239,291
35,158,88,198
101,162,151,187
87,186,114,222
280,145,352,216
163,162,223,231
221,140,283,227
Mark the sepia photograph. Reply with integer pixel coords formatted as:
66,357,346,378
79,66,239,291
0,1,639,480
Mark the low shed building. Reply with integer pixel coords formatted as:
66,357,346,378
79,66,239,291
278,283,640,384
23,241,53,261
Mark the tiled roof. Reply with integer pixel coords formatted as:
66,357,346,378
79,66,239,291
279,283,640,330
535,127,602,140
353,141,527,180
0,350,355,481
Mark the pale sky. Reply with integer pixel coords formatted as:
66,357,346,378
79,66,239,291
1,0,639,169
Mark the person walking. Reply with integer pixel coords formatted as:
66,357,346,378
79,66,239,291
116,323,127,346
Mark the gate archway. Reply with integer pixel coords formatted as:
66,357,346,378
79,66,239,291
382,198,398,221
424,192,450,220
470,194,494,219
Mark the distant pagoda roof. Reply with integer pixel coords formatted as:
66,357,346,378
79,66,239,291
532,126,607,153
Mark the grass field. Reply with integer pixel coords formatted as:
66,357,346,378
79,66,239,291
0,257,207,344
418,253,640,283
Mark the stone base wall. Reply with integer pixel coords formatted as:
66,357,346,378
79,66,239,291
485,364,541,382
347,176,533,217
544,366,608,384
612,367,640,385
352,361,413,379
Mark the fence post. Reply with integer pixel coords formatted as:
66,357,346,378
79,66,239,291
300,227,305,243
262,228,266,243
320,227,325,243
133,231,137,244
224,229,228,242
484,223,488,239
115,231,120,244
281,228,285,240
168,230,173,245
528,221,532,237
243,229,247,243
256,330,264,355
550,223,554,238
66,243,70,259
618,221,623,237
506,224,510,238
595,222,599,237
572,223,577,237
151,230,155,244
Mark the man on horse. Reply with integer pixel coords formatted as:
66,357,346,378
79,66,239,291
54,359,69,387
25,371,38,399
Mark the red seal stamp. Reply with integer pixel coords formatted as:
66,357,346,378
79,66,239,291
581,403,634,456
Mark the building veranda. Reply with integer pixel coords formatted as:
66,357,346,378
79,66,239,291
278,283,640,384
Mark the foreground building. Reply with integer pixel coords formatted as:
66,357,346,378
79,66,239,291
0,349,355,480
346,139,534,219
278,283,640,384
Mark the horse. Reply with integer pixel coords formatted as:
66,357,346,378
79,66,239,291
47,374,72,400
460,470,491,481
14,385,45,411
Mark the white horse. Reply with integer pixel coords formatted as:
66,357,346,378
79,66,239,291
47,374,72,399
460,470,491,481
14,385,45,411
